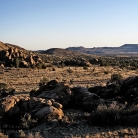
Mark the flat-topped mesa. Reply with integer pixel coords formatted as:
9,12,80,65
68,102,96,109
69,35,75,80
120,44,138,49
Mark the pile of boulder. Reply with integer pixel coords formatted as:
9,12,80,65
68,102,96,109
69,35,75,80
0,47,45,68
0,95,64,129
1,76,138,129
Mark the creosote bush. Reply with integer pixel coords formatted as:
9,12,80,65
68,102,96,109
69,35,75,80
0,83,15,97
88,102,138,126
83,66,88,70
0,83,7,90
39,77,49,86
88,101,124,126
111,73,123,82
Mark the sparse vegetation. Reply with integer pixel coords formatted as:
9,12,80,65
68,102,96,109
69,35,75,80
88,102,138,126
2,42,138,137
39,77,49,86
0,83,15,97
83,66,88,70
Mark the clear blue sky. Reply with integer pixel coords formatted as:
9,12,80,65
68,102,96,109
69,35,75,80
0,0,138,50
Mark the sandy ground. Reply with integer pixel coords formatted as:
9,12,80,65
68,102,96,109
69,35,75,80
0,66,137,92
1,66,138,137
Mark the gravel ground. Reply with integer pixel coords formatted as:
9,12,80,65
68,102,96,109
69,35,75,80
26,109,138,138
1,109,138,138
29,125,138,138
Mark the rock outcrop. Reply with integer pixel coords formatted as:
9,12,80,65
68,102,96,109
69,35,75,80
0,95,64,128
0,47,45,68
1,76,138,128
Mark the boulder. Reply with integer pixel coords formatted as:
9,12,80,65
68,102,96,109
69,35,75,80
36,80,72,107
82,100,100,112
88,86,106,95
19,97,52,111
52,102,63,109
47,107,64,120
0,63,4,68
0,96,27,120
20,60,29,67
83,93,100,102
70,87,94,108
122,76,138,88
0,133,8,138
33,106,55,119
0,96,21,115
34,105,64,120
37,92,58,99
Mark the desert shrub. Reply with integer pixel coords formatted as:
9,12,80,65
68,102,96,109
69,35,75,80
100,59,108,66
36,63,43,69
20,113,37,129
36,63,48,69
0,83,7,90
0,83,15,97
88,101,138,126
88,101,125,126
14,58,21,68
110,73,123,85
31,64,36,69
42,64,47,69
61,63,65,68
39,77,49,86
67,68,74,73
83,66,88,70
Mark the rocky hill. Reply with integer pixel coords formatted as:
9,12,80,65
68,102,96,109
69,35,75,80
39,48,89,57
0,42,46,68
66,44,138,56
38,48,96,67
0,41,26,51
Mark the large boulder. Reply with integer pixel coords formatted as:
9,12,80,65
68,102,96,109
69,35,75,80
82,93,100,112
0,95,27,125
70,86,100,109
0,95,64,128
33,105,64,120
0,95,24,116
19,97,53,112
34,80,72,107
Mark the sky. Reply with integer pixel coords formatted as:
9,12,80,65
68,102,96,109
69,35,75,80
0,0,138,50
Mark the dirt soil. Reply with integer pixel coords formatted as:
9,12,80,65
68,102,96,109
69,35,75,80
1,66,138,137
0,66,137,93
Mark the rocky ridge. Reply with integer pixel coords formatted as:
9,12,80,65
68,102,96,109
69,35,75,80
0,42,46,68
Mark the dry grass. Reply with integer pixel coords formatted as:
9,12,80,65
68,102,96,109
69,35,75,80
1,66,138,137
0,66,137,92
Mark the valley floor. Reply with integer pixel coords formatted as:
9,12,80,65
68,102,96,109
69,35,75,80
1,66,138,138
0,66,137,92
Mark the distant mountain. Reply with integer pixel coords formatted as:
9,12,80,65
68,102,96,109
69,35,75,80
39,48,88,56
66,44,138,55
